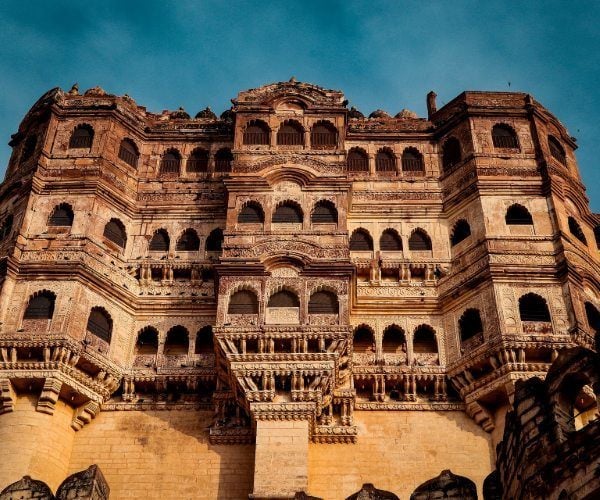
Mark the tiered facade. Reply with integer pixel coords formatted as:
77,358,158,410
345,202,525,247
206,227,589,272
0,80,598,499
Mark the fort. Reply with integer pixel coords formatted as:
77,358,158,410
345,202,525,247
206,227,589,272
0,79,598,499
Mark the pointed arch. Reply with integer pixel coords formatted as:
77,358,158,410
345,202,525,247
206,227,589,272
519,293,551,322
149,229,170,252
23,290,56,320
86,307,112,344
205,228,223,252
505,204,533,225
135,326,158,354
450,219,471,246
48,203,74,227
459,309,483,342
383,325,406,354
229,289,259,314
243,119,270,145
310,120,337,149
492,123,519,149
308,290,339,314
160,148,181,175
375,147,396,174
413,325,438,353
187,147,209,173
195,325,214,354
69,124,94,149
268,289,300,308
176,228,200,251
164,325,189,355
353,325,375,354
103,218,127,249
311,200,338,224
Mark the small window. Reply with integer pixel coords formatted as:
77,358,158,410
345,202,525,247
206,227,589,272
135,327,158,354
413,326,437,353
103,219,127,249
228,290,259,314
118,139,139,168
584,302,600,336
86,307,112,343
409,229,432,251
69,125,94,149
375,148,396,174
594,226,600,250
354,326,374,353
568,217,587,245
350,229,373,251
548,135,567,165
308,290,339,314
149,229,170,252
21,135,38,162
205,228,223,252
24,291,56,320
164,326,189,355
277,120,304,146
380,229,402,251
519,293,551,322
0,215,13,241
243,120,270,145
492,124,519,149
268,290,300,308
450,220,471,246
160,150,181,175
187,148,209,173
48,203,74,227
273,202,303,224
311,121,337,149
238,202,264,224
505,204,533,225
311,201,338,224
402,148,424,175
382,325,406,354
195,326,214,354
442,137,461,171
459,309,483,342
347,147,369,172
215,148,233,173
176,229,200,251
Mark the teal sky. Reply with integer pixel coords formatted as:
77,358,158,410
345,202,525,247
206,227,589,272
1,1,599,209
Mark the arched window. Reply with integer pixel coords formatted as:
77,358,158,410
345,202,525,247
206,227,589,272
86,307,112,343
277,120,304,146
243,120,270,145
195,326,214,354
594,226,600,250
164,326,189,355
214,148,233,173
103,219,127,249
160,149,181,175
48,203,74,227
21,135,37,162
382,325,406,354
459,309,483,342
176,228,200,251
519,293,551,322
442,137,462,171
69,125,94,149
311,200,338,224
135,326,158,354
268,290,300,308
238,202,264,224
310,121,337,149
380,229,402,251
505,204,533,225
187,148,209,173
149,229,170,252
492,124,519,149
273,202,303,224
308,290,339,314
350,229,373,251
413,326,437,353
23,291,55,319
205,228,223,252
347,147,369,172
568,217,587,245
228,290,259,314
118,139,139,168
353,326,374,354
401,148,425,175
0,215,13,241
409,229,432,251
585,302,600,336
548,135,567,165
375,148,396,174
450,220,471,246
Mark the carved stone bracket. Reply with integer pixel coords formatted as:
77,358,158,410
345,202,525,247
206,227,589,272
71,401,101,431
0,378,15,414
465,400,494,432
37,377,63,415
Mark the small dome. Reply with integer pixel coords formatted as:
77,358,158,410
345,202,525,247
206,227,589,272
195,106,217,119
0,475,54,498
84,86,107,97
368,109,391,119
170,107,190,120
220,109,234,123
395,108,419,119
348,106,364,119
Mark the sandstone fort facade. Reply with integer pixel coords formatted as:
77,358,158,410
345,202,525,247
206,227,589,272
0,80,598,499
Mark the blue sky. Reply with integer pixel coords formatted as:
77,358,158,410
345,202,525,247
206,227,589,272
1,1,599,208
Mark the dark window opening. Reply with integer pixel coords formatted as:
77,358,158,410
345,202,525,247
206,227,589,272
375,149,396,174
442,137,462,171
69,125,94,149
308,291,339,314
347,148,369,172
215,148,233,173
311,201,338,224
492,124,519,149
382,326,406,354
86,308,112,343
238,202,264,224
273,202,303,223
136,327,158,354
24,291,55,319
380,229,402,251
402,148,425,174
519,293,551,322
118,139,139,168
48,204,74,227
505,204,533,225
268,290,300,308
459,309,483,342
311,122,337,149
149,229,170,252
413,326,437,353
160,150,181,175
228,290,259,314
409,230,432,251
205,228,223,252
176,229,200,251
354,326,374,353
548,135,567,165
451,220,471,246
243,121,270,145
195,326,214,354
568,217,587,245
103,219,127,248
164,326,189,355
350,229,373,251
277,121,304,146
187,148,209,173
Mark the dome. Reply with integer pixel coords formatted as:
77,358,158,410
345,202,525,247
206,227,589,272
348,106,364,119
195,106,217,119
395,108,419,119
170,107,190,120
368,109,391,119
220,109,234,123
0,475,54,499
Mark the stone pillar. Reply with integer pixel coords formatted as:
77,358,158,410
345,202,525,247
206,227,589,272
0,395,76,492
250,419,309,499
